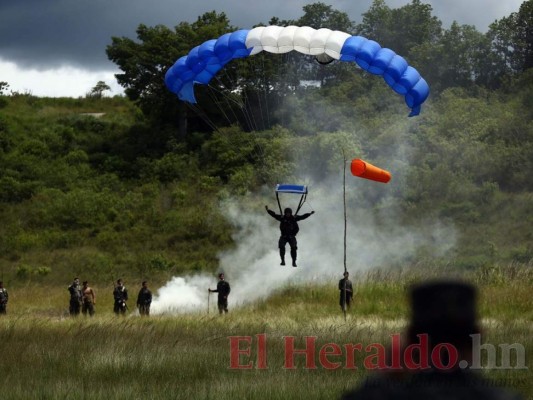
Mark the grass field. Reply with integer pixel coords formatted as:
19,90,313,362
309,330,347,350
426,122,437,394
0,266,531,399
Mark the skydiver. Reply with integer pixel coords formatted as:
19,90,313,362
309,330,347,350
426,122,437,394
265,205,314,267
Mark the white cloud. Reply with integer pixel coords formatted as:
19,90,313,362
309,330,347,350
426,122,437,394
0,59,124,97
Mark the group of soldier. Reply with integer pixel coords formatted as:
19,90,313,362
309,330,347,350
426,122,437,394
67,278,153,317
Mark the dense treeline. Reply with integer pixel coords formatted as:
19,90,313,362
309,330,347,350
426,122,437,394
0,1,531,285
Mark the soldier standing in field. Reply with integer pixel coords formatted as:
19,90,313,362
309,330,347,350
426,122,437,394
81,281,96,317
0,281,8,315
68,277,82,316
113,279,128,315
209,273,231,315
339,271,353,311
136,281,152,316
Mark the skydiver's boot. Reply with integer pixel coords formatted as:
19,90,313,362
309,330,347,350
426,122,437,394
291,248,297,267
280,248,285,265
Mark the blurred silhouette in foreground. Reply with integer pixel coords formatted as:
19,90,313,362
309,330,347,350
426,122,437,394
341,280,523,400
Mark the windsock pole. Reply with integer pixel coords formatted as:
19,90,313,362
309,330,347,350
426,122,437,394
342,150,347,322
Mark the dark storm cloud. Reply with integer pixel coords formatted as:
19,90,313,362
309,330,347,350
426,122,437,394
0,0,523,71
0,0,310,70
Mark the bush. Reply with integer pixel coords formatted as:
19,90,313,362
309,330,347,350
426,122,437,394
16,264,32,280
35,266,52,277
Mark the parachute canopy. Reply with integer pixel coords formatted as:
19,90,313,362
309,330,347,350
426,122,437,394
351,159,391,183
275,184,308,215
275,184,308,194
165,25,430,116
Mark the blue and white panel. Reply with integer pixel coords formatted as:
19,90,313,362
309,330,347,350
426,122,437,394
165,25,430,116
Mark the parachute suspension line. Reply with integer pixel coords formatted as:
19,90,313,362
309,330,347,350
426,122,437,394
238,81,260,132
206,86,235,127
240,54,266,131
259,54,271,130
207,77,247,128
205,73,269,177
185,102,220,133
276,192,282,215
294,192,308,216
229,58,259,131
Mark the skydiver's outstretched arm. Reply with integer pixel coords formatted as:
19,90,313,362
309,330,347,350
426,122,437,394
265,205,282,221
295,211,315,221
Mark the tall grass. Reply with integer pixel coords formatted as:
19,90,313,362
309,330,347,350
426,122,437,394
0,266,530,399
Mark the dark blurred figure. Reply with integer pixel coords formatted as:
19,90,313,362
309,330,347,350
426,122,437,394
341,280,524,400
339,271,354,311
67,277,82,316
113,279,128,315
209,273,231,315
136,281,152,316
81,281,96,317
0,281,8,315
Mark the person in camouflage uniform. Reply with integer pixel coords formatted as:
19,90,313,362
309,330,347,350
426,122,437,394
113,279,128,315
341,280,524,400
136,281,152,316
0,281,8,315
67,277,82,316
209,273,231,315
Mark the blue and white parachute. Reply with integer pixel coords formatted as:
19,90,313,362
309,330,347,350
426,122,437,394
165,26,430,116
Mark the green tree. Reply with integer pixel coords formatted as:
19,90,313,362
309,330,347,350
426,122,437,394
106,11,236,139
412,22,494,91
88,81,111,99
0,81,9,95
357,0,442,59
297,2,354,32
488,0,533,75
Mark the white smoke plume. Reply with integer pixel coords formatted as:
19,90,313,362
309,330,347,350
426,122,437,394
151,169,457,314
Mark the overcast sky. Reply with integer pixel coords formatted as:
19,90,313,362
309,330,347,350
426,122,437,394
0,0,524,97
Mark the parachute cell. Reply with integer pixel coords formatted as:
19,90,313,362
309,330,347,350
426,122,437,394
165,25,430,116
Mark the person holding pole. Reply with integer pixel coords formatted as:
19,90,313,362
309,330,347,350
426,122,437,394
339,271,353,311
208,273,231,315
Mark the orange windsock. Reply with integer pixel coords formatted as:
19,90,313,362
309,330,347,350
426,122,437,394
350,159,391,183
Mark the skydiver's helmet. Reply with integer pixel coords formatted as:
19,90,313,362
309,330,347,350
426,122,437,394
284,208,293,216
